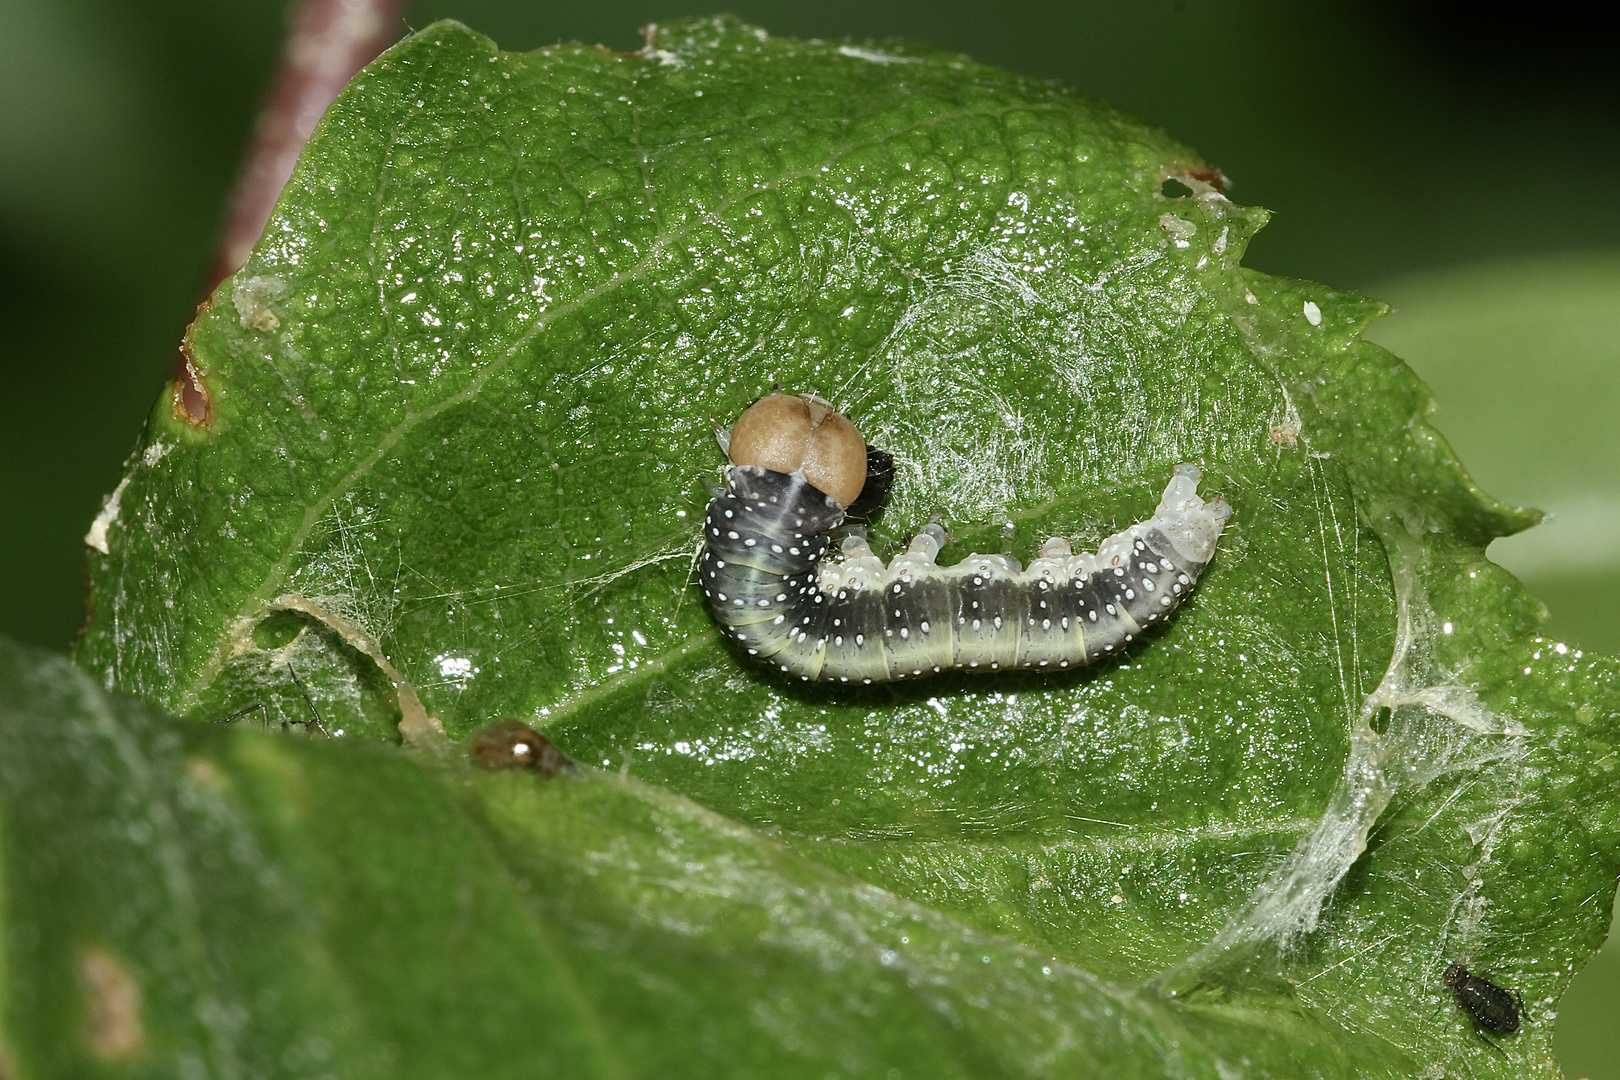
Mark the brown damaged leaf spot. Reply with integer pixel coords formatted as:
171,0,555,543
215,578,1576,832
1161,163,1229,200
1185,162,1228,193
77,945,144,1061
171,300,213,427
172,350,210,427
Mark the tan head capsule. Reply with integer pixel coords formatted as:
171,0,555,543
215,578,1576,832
728,393,867,507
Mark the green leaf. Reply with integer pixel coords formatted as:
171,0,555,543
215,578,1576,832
1365,252,1620,656
1361,251,1620,1077
0,636,1419,1077
60,16,1620,1076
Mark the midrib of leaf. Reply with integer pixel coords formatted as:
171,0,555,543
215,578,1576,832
448,779,633,1080
175,71,1065,716
533,630,713,737
821,815,1320,855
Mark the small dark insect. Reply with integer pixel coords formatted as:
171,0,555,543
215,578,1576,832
470,719,571,776
1444,961,1522,1036
283,662,329,736
211,663,328,736
214,702,271,731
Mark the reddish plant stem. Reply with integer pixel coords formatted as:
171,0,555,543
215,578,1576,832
209,0,406,291
176,0,405,423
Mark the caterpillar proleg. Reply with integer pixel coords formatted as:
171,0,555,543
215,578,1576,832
701,394,1232,683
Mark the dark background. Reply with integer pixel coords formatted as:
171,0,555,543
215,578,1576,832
2,0,1616,1072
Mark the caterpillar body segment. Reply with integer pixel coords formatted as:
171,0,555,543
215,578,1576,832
701,395,1232,683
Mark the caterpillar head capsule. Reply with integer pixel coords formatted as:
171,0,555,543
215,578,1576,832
727,393,868,508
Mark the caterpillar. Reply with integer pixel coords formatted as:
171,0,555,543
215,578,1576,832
701,394,1232,683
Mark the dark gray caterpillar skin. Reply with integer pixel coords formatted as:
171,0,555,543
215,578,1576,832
701,461,1231,683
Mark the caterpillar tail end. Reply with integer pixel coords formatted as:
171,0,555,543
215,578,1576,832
1155,464,1233,564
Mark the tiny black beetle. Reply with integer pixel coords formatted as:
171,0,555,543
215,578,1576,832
1443,961,1522,1036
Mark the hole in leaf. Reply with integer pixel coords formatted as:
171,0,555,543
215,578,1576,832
207,615,403,743
252,609,305,650
173,353,210,425
1160,176,1195,199
171,300,213,426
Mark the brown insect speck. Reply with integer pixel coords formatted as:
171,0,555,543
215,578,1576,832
470,719,570,775
1269,418,1301,447
1185,164,1228,193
